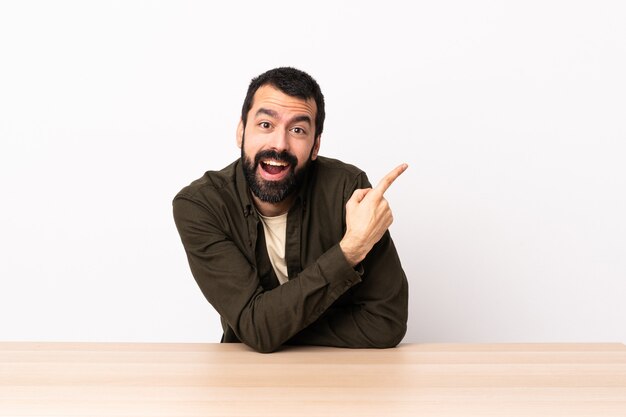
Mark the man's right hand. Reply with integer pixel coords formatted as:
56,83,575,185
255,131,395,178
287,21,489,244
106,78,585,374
340,163,408,267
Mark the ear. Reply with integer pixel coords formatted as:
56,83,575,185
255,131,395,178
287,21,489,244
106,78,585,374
311,135,321,160
236,119,244,148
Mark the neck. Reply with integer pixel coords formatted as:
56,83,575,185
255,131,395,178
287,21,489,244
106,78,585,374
252,193,296,217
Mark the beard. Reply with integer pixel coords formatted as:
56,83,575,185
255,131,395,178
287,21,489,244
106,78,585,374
241,135,313,204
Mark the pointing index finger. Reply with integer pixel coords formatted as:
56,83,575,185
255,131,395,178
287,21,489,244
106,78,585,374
373,163,408,195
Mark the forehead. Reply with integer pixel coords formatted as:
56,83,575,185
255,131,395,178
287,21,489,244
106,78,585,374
249,85,317,121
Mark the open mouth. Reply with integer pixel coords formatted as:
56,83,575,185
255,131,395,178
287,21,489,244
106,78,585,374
260,159,290,176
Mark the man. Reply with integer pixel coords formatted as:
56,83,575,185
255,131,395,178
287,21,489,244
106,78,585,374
173,67,408,353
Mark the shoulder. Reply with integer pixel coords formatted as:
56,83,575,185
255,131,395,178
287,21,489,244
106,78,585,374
314,155,365,180
313,156,371,190
173,160,239,208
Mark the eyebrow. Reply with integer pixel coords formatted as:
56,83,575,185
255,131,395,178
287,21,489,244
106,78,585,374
291,115,312,125
255,108,279,118
255,108,312,125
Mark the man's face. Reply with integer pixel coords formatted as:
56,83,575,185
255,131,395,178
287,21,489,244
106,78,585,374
238,84,320,204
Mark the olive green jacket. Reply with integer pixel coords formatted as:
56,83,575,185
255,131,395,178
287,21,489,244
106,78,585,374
173,156,408,352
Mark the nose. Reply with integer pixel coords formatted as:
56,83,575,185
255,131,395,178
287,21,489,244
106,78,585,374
267,129,289,152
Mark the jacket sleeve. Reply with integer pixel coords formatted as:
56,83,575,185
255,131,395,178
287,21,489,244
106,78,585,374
286,231,409,348
173,197,363,353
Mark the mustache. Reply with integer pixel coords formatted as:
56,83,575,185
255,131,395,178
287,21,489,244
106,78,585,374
254,149,298,168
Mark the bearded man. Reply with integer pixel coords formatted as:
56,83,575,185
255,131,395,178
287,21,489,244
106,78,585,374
173,67,408,353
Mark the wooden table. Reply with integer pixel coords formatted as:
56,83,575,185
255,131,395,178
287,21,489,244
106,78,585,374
1,342,625,416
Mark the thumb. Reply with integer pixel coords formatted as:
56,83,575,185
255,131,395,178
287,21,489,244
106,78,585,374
348,188,372,206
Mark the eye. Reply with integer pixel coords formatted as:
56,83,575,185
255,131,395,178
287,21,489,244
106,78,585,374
291,127,306,135
259,121,271,129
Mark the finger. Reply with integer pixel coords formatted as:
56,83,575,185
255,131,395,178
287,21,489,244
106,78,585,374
347,188,371,206
373,163,408,196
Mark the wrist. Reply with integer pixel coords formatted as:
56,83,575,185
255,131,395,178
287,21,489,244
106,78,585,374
339,237,367,267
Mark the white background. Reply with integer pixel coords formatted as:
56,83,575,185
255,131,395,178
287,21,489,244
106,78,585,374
1,1,625,343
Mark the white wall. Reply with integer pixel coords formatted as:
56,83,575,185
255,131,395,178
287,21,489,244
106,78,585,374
1,1,624,343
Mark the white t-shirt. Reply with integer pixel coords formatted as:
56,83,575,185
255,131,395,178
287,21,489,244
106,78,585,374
258,211,289,285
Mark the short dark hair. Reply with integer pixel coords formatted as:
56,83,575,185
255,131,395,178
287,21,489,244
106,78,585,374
241,67,325,139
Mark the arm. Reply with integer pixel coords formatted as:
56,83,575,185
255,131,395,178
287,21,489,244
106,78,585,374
287,165,409,348
173,197,363,353
287,231,408,348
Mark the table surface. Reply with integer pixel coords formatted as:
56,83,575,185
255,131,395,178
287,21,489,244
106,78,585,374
1,342,625,417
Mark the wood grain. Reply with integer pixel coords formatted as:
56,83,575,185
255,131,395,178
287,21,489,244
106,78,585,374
1,342,625,416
